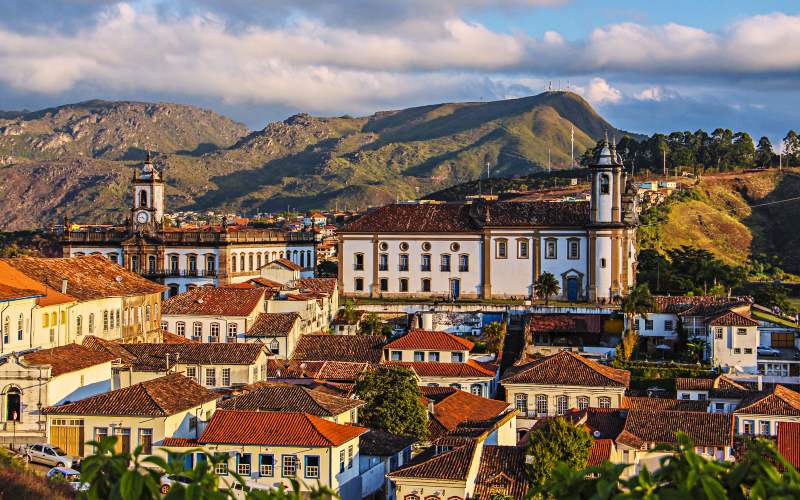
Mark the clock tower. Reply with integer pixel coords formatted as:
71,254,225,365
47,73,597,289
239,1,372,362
131,152,165,231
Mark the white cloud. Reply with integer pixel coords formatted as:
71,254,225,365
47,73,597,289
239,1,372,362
583,78,622,104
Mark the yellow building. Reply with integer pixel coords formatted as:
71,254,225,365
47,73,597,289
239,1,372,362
501,351,630,433
163,409,367,499
43,373,218,458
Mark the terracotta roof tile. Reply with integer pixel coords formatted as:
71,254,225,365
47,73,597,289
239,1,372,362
474,445,530,499
81,335,138,363
587,439,614,466
652,295,752,316
709,310,760,327
291,278,337,297
199,409,367,446
163,287,265,316
385,329,474,351
292,334,385,363
161,437,199,447
675,376,750,399
44,373,217,416
429,390,510,438
388,442,477,481
266,359,370,382
734,385,800,416
621,397,708,412
526,314,603,334
617,410,733,448
359,429,416,457
3,255,165,300
0,283,42,301
246,312,300,338
777,422,800,469
247,277,285,289
121,343,266,371
218,381,362,416
385,360,496,378
566,408,626,440
0,261,73,306
162,330,198,343
501,351,630,387
21,343,115,376
269,258,302,272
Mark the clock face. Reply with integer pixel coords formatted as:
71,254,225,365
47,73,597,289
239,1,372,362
136,211,150,224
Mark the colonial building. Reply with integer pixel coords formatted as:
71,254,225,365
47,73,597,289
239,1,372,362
62,154,316,296
338,138,638,302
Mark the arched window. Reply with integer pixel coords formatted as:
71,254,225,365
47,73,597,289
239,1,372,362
496,238,508,259
556,395,568,415
17,314,23,341
154,303,159,319
210,323,220,341
240,254,246,271
140,189,148,207
577,396,590,410
248,254,254,271
598,396,612,409
300,252,305,268
103,311,109,331
176,321,186,337
3,317,9,343
88,314,95,334
535,394,548,416
148,255,156,273
269,339,280,354
404,496,420,500
206,255,215,274
145,305,151,322
293,250,299,262
307,250,312,267
193,322,203,340
257,254,262,269
76,315,83,336
600,174,610,194
515,393,528,414
470,384,482,396
3,387,22,422
231,254,237,272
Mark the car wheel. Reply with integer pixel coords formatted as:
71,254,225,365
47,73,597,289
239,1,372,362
160,484,170,494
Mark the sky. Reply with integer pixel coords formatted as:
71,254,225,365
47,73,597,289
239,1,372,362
0,0,799,143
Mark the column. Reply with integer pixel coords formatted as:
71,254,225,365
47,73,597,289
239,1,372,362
482,230,492,299
370,235,380,298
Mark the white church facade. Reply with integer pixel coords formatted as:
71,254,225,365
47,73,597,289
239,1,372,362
338,139,638,302
62,154,316,296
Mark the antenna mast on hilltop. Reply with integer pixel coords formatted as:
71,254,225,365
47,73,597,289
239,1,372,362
570,125,575,168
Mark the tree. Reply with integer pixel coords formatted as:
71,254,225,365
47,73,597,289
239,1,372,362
686,338,707,363
531,433,800,499
483,322,505,354
784,130,800,167
756,136,774,168
534,272,560,306
619,284,654,361
753,283,794,315
526,418,592,487
340,299,359,324
359,313,383,335
78,436,334,499
355,366,429,441
316,260,337,277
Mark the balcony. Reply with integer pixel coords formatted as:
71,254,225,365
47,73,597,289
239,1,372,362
141,269,218,278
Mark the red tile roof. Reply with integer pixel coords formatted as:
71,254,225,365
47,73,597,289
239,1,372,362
526,314,603,334
3,255,165,300
385,329,474,351
121,343,267,371
616,410,733,448
161,437,199,447
587,439,614,466
386,360,496,378
734,385,800,416
44,373,217,416
501,351,630,388
292,278,337,297
0,283,42,301
162,330,198,344
266,359,370,381
777,422,800,469
359,429,416,457
388,441,477,481
21,343,115,376
199,410,367,446
473,445,530,499
429,390,511,439
248,277,285,289
81,335,138,363
218,381,362,416
162,287,265,316
708,310,760,327
245,312,300,338
292,334,385,363
0,261,73,306
621,397,708,412
652,295,752,316
566,408,626,440
269,258,302,271
675,376,749,399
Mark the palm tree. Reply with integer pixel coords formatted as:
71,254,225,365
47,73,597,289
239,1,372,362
534,272,560,306
619,284,655,360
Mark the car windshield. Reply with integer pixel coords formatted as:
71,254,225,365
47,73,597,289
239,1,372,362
51,447,67,455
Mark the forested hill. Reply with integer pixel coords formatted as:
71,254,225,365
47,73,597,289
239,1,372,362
0,92,624,230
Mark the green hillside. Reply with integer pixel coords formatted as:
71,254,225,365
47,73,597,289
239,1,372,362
0,91,623,229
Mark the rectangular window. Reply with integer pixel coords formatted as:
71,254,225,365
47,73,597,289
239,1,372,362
304,456,320,479
452,352,464,363
339,449,346,473
536,395,548,415
421,254,431,272
354,254,364,271
697,393,707,401
744,348,753,354
633,319,640,331
379,254,388,271
176,322,185,337
759,421,770,435
205,368,216,386
421,278,431,292
186,367,197,382
664,320,674,331
515,394,528,414
238,453,251,476
215,463,228,476
496,240,507,259
714,327,724,339
259,455,274,477
399,278,409,292
399,254,409,272
644,320,654,330
390,351,402,361
210,323,220,340
681,393,690,400
568,240,580,260
222,368,231,387
139,428,153,455
458,254,469,272
282,455,298,477
736,328,747,335
518,240,529,259
113,428,131,454
743,420,754,435
379,278,388,292
227,323,238,340
545,239,557,259
413,351,425,362
354,278,364,291
428,352,440,362
734,348,741,354
347,445,354,469
95,427,108,441
440,254,451,272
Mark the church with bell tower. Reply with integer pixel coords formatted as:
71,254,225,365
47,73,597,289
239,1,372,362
131,152,165,231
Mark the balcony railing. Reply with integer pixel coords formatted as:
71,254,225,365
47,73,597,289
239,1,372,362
65,228,315,245
141,269,218,278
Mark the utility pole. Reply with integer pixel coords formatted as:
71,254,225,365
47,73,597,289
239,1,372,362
663,150,667,178
570,125,575,168
547,147,551,173
486,162,492,196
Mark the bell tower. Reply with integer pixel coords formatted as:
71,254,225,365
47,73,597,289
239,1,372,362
131,152,165,230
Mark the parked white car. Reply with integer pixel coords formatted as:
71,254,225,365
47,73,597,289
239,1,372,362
757,346,781,357
47,466,89,491
25,444,78,468
160,474,194,494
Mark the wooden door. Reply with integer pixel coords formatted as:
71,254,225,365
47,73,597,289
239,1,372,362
50,419,85,457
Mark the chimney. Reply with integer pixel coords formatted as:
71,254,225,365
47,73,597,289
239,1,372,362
757,375,763,391
61,279,68,294
428,400,435,415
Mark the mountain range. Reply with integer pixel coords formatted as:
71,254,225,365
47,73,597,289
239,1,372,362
0,92,623,230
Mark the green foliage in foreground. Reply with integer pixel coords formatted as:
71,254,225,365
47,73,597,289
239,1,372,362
526,418,593,487
78,436,336,500
355,366,429,441
531,433,800,500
